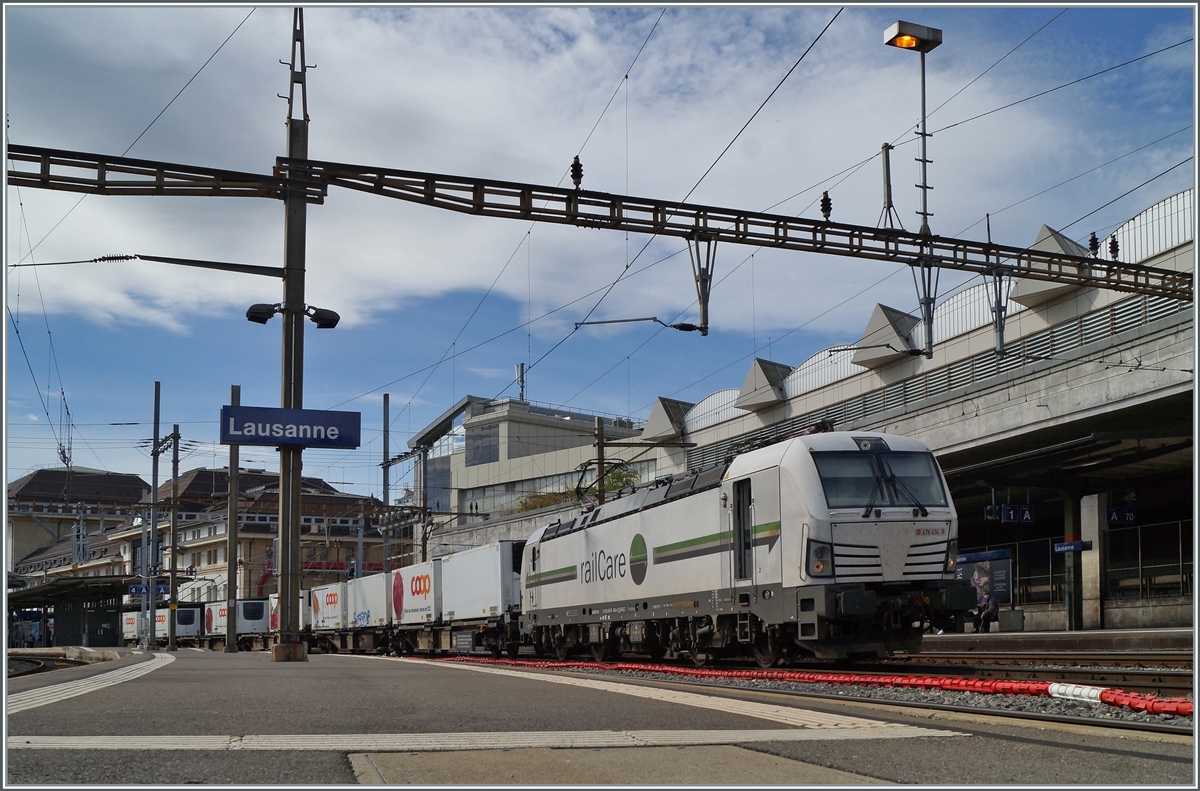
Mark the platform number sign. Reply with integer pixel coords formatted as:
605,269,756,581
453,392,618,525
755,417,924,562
1000,504,1035,524
1107,505,1137,525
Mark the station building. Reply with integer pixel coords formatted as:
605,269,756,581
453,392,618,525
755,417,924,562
409,190,1193,632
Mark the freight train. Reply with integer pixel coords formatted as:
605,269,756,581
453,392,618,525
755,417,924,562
125,431,975,664
298,430,975,664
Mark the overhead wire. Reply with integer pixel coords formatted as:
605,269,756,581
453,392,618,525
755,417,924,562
500,8,845,399
6,8,259,478
371,8,669,442
10,7,258,265
567,19,1193,409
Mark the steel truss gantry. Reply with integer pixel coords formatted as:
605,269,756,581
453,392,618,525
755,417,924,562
6,144,1190,303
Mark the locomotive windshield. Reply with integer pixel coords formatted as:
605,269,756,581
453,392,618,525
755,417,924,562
812,451,948,510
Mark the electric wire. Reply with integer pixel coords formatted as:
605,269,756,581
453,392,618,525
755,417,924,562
371,9,669,442
930,37,1192,137
6,8,258,477
497,8,844,399
10,8,258,265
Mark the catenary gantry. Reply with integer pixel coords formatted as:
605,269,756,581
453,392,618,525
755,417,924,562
7,144,1191,303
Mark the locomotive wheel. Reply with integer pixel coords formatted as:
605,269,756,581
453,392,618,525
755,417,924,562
553,634,572,661
688,640,711,667
506,642,521,659
532,640,547,658
588,641,608,663
752,631,779,668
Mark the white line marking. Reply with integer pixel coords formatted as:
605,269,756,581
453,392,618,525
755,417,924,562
131,650,144,655
7,653,175,713
187,647,206,652
383,658,921,731
8,727,961,752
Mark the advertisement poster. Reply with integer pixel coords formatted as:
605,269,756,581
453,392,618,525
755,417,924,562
956,549,1012,607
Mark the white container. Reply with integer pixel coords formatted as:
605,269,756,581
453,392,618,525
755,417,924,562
394,560,441,625
121,612,141,643
269,593,312,631
441,541,523,623
310,583,348,631
348,572,392,628
204,599,270,636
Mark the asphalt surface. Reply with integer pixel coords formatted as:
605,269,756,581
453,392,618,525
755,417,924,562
6,648,1194,785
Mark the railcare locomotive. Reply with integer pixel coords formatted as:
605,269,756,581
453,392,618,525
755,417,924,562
520,431,977,664
274,430,974,664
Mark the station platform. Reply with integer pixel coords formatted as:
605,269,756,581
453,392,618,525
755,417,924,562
919,627,1193,653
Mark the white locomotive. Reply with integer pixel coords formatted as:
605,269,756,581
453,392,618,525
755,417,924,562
520,431,975,663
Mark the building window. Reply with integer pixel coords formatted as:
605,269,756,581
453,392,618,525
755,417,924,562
465,423,500,466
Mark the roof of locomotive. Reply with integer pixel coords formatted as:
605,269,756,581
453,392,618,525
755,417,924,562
530,431,937,545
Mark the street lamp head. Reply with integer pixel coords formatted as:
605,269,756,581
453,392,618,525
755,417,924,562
884,21,942,53
246,303,282,324
306,306,340,329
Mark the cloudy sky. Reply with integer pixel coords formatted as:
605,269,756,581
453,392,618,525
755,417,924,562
5,5,1194,497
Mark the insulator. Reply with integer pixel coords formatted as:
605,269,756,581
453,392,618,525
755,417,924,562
820,191,832,221
570,156,583,189
1088,232,1099,258
1109,236,1119,261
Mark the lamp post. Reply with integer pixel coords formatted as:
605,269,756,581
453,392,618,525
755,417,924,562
885,20,942,358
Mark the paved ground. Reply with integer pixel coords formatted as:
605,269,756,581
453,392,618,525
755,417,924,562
6,648,1193,785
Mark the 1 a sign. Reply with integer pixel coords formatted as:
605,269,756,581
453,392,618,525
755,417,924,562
220,405,360,449
1001,504,1035,524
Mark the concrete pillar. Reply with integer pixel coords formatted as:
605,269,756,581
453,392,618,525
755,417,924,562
1080,493,1108,630
1060,491,1083,631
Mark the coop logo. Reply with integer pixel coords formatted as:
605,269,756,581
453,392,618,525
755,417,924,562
579,546,627,585
410,575,432,597
915,527,947,536
324,592,339,606
392,573,405,616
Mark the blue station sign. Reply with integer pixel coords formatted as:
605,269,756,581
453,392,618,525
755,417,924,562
220,405,361,449
1053,540,1094,554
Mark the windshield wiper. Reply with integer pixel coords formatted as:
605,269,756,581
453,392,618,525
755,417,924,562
861,476,883,518
889,474,929,517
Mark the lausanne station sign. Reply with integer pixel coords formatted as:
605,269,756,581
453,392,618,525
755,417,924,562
220,405,361,449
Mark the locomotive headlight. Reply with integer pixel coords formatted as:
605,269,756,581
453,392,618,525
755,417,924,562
807,539,834,577
944,539,958,573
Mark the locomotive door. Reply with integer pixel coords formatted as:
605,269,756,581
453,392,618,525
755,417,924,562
727,470,782,602
527,544,540,615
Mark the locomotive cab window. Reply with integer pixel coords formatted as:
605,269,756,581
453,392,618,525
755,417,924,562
812,451,947,509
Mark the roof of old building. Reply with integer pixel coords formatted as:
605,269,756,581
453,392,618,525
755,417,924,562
8,468,150,504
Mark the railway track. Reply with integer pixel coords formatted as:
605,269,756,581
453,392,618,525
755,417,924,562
858,661,1192,699
628,674,1195,737
894,650,1193,669
6,656,87,679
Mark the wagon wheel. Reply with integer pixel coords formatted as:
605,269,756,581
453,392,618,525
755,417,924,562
506,642,521,659
532,638,547,658
752,630,779,668
588,640,608,663
489,643,504,659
